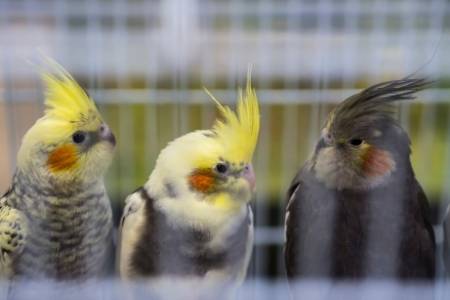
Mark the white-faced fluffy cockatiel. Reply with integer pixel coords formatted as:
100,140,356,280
118,78,259,293
284,79,435,281
0,62,115,280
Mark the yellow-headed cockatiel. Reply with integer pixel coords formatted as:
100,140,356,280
0,61,115,280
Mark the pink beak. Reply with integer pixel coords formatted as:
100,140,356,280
243,163,256,191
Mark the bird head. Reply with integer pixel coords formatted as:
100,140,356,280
17,61,116,188
147,77,260,211
312,78,429,191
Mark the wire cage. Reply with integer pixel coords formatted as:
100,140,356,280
1,0,450,298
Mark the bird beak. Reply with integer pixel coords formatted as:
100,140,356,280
243,163,256,192
99,123,116,146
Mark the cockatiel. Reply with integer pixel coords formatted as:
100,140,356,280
284,79,435,281
118,77,259,293
0,62,115,280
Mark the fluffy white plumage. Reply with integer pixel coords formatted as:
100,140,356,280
117,78,260,294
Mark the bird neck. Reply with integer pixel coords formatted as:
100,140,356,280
12,169,103,199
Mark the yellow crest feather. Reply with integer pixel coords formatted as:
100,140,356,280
17,58,110,173
41,59,101,127
206,72,260,163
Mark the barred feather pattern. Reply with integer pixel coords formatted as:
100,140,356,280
3,171,112,279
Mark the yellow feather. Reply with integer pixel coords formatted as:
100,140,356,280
41,58,101,128
17,59,104,170
206,71,260,164
212,193,242,211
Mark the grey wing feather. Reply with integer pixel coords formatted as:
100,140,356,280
284,167,333,279
284,168,306,279
444,205,450,275
416,182,436,246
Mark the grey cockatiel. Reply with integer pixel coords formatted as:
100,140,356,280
284,79,435,281
0,62,115,280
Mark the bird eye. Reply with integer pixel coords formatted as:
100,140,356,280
349,138,363,146
215,163,228,174
72,131,86,144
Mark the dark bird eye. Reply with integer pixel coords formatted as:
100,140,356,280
72,131,86,144
349,138,363,146
215,163,228,174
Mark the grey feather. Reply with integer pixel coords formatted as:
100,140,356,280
444,206,450,275
330,78,431,137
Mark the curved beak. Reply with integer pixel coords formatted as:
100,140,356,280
243,163,256,192
99,123,116,146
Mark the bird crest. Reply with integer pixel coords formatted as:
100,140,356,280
17,58,105,170
204,73,260,164
41,59,102,130
327,78,431,137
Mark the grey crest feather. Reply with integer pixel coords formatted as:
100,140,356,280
329,78,432,137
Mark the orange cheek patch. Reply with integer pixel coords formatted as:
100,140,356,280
188,170,217,193
47,145,79,172
361,147,395,178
